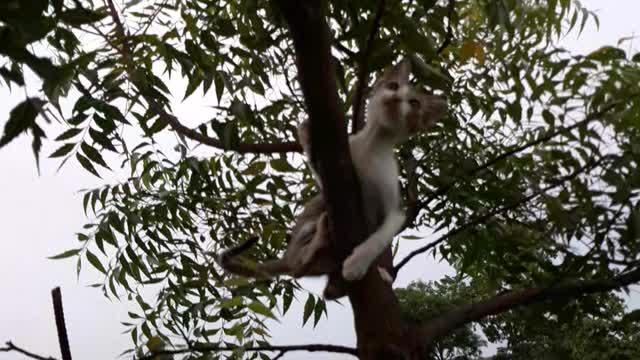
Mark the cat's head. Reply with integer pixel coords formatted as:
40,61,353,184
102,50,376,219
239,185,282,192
367,59,447,137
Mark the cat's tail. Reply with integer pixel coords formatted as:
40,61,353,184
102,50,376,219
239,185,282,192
216,237,291,279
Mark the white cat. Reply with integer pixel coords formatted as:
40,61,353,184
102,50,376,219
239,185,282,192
298,59,447,281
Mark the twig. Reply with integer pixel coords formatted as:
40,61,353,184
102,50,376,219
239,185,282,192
51,287,72,360
0,341,57,360
137,343,358,359
351,0,387,133
435,0,456,56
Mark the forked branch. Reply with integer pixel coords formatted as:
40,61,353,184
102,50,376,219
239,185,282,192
0,341,57,360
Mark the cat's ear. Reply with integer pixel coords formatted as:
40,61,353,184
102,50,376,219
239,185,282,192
419,94,447,130
372,58,412,90
395,58,412,80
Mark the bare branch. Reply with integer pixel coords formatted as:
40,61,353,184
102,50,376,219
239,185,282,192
394,155,610,275
137,343,358,360
0,341,57,360
351,0,387,133
51,288,72,360
103,0,302,154
420,266,640,343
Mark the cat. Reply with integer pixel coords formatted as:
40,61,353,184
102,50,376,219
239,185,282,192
217,59,447,297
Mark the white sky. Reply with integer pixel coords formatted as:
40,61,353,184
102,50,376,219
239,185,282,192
1,1,640,359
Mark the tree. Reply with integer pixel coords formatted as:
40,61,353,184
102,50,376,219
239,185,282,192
2,0,640,359
396,279,486,360
484,292,640,360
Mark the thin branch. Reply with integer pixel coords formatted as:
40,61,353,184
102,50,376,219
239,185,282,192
137,343,358,360
51,288,72,360
420,265,640,342
435,0,456,56
103,0,302,154
351,0,387,133
394,155,609,275
0,341,57,360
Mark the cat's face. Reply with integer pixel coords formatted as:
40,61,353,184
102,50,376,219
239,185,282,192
368,59,447,136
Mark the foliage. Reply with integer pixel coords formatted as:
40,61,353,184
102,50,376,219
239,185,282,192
486,293,640,359
396,279,486,360
2,0,640,358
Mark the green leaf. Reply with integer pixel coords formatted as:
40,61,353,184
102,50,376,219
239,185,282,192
49,143,75,158
248,300,276,319
48,248,81,260
282,285,294,315
0,66,24,86
302,294,315,326
81,142,109,169
313,299,325,327
55,128,82,141
86,250,107,274
219,297,243,309
0,98,46,148
76,153,101,178
270,158,294,172
60,8,109,26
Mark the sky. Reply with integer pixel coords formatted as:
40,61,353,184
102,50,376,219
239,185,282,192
1,1,640,359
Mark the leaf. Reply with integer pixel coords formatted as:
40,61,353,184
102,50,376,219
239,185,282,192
460,40,476,63
48,248,81,260
55,128,82,141
302,294,315,326
60,8,108,26
89,128,117,152
76,153,101,178
282,285,294,315
0,98,46,148
86,250,107,274
0,66,24,86
219,297,243,309
81,142,109,168
270,158,294,172
49,143,75,158
313,299,325,327
248,301,276,319
542,109,554,125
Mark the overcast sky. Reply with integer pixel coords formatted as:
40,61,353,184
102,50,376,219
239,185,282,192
2,1,640,359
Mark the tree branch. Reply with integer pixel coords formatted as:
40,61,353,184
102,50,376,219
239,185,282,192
0,341,57,360
394,155,610,275
137,343,358,359
435,0,456,56
351,0,386,133
420,266,640,343
103,0,302,154
275,1,409,358
51,288,72,360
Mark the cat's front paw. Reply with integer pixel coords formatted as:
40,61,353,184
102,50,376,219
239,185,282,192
342,246,374,281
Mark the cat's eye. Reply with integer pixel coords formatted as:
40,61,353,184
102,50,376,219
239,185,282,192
409,98,421,108
386,81,399,91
